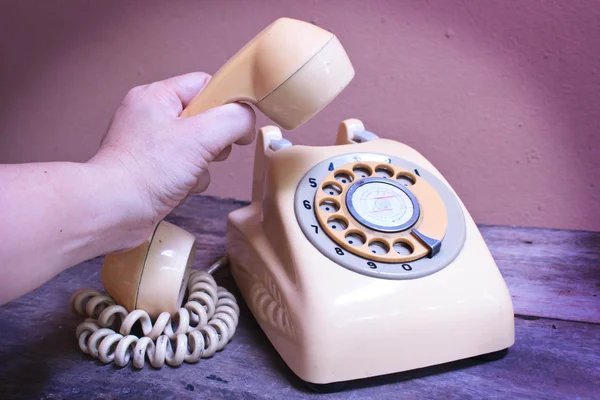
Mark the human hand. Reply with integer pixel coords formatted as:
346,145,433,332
89,72,256,239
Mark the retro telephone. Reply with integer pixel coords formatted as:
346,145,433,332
70,17,514,387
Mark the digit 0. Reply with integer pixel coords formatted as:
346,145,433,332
402,264,412,271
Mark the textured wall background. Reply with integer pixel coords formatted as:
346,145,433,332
0,0,598,231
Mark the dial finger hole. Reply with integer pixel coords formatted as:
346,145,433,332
322,183,342,196
393,241,414,255
327,217,348,231
334,171,353,185
374,166,393,178
352,165,372,179
368,240,389,255
319,199,340,213
345,232,366,247
396,173,415,187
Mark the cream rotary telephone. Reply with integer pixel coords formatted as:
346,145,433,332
69,17,514,388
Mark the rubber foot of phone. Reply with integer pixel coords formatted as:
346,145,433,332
301,380,349,393
472,348,509,362
297,349,508,392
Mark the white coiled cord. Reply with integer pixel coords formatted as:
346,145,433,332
69,265,239,368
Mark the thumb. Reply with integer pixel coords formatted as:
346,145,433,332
182,103,256,160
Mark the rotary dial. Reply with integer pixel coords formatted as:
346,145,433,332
314,161,447,263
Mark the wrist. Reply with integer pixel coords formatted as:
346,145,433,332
84,157,156,253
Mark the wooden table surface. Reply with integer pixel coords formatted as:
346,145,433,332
1,196,599,399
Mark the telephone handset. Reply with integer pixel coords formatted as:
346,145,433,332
96,16,353,317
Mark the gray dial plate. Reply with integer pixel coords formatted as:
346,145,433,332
294,153,467,279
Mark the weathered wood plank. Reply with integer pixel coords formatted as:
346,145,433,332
480,225,600,323
1,195,599,399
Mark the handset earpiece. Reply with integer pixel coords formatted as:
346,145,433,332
180,17,355,129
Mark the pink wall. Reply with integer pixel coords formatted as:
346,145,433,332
1,0,599,231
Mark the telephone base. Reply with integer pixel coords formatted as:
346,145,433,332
227,119,515,386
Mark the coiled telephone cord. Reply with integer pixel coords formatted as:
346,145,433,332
69,263,239,369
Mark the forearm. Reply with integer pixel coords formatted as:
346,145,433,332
0,72,255,304
0,161,152,304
